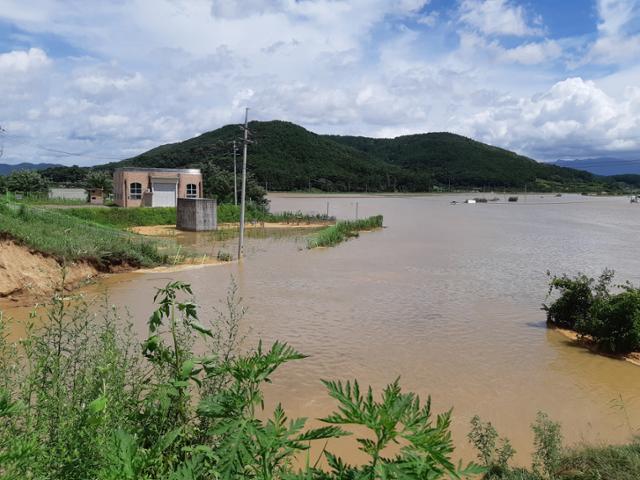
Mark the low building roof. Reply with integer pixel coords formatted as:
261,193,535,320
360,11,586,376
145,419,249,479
114,167,201,175
49,188,87,193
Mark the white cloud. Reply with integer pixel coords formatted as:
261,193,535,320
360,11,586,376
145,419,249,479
74,73,144,95
584,0,640,64
458,0,543,37
0,47,50,73
497,39,562,65
462,78,640,159
0,0,638,166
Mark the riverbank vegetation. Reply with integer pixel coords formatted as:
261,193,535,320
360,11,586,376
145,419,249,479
0,282,481,479
0,202,172,268
307,215,383,248
2,282,638,479
468,414,640,479
543,270,640,354
63,204,333,229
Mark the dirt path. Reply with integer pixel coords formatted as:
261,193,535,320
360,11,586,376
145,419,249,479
129,222,332,236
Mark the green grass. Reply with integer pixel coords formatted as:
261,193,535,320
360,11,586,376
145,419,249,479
63,206,177,228
3,191,88,206
307,215,383,248
64,204,334,229
0,203,173,268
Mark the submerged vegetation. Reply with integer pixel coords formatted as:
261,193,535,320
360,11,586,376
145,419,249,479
0,282,481,479
544,269,640,354
0,202,171,268
307,215,383,248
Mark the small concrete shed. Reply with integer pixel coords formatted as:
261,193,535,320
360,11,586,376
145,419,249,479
176,198,217,231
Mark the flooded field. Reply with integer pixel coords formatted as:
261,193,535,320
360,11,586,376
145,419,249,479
4,193,640,464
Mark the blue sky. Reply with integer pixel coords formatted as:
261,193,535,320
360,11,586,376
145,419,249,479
0,0,639,166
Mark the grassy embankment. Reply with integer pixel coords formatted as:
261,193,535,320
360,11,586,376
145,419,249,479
63,204,334,228
0,203,176,268
1,281,638,479
307,215,383,248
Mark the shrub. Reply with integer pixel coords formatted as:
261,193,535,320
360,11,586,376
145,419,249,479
544,269,640,354
531,412,563,479
543,270,613,329
468,416,515,476
579,289,640,353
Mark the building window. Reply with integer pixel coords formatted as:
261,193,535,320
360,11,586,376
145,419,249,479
186,183,197,198
130,182,142,200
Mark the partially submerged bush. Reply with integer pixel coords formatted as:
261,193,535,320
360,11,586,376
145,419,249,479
543,270,613,329
584,289,640,354
543,269,640,353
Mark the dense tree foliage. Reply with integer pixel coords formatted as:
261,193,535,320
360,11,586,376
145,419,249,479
4,170,49,193
199,162,268,208
85,171,113,194
100,121,629,193
544,270,640,353
328,132,607,190
40,164,88,185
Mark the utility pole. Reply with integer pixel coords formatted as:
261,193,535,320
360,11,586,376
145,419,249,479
0,125,5,159
233,140,238,205
238,108,250,260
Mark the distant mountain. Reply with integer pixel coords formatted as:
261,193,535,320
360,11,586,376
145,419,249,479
96,120,631,192
0,162,62,175
551,158,640,176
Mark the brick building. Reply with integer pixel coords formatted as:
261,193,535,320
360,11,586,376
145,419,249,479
113,167,203,207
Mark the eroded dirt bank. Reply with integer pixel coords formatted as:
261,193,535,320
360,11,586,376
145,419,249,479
0,239,99,304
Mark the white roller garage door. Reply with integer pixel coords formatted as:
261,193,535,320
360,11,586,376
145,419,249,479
152,182,177,207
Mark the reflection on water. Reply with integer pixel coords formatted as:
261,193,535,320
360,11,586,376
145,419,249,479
3,193,640,464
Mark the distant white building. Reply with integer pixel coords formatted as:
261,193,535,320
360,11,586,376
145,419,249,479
48,188,87,201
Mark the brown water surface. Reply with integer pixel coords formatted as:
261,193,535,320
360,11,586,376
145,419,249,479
4,193,640,464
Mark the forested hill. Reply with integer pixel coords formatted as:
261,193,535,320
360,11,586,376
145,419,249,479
326,132,596,190
97,120,622,192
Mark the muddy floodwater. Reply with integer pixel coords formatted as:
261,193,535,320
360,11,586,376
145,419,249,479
5,193,640,464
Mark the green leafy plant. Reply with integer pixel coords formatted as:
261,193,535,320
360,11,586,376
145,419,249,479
531,412,563,479
198,341,346,479
468,415,515,476
294,379,483,479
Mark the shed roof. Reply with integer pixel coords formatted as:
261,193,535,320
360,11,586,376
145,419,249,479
114,167,201,175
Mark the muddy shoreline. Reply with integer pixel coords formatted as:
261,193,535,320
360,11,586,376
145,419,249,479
550,324,640,367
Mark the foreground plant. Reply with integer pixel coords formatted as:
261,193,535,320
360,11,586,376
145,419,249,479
297,379,483,479
0,280,477,479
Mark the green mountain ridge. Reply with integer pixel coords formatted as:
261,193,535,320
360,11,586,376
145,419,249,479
93,120,634,192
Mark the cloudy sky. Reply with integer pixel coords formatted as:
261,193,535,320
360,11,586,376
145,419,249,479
0,0,639,166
